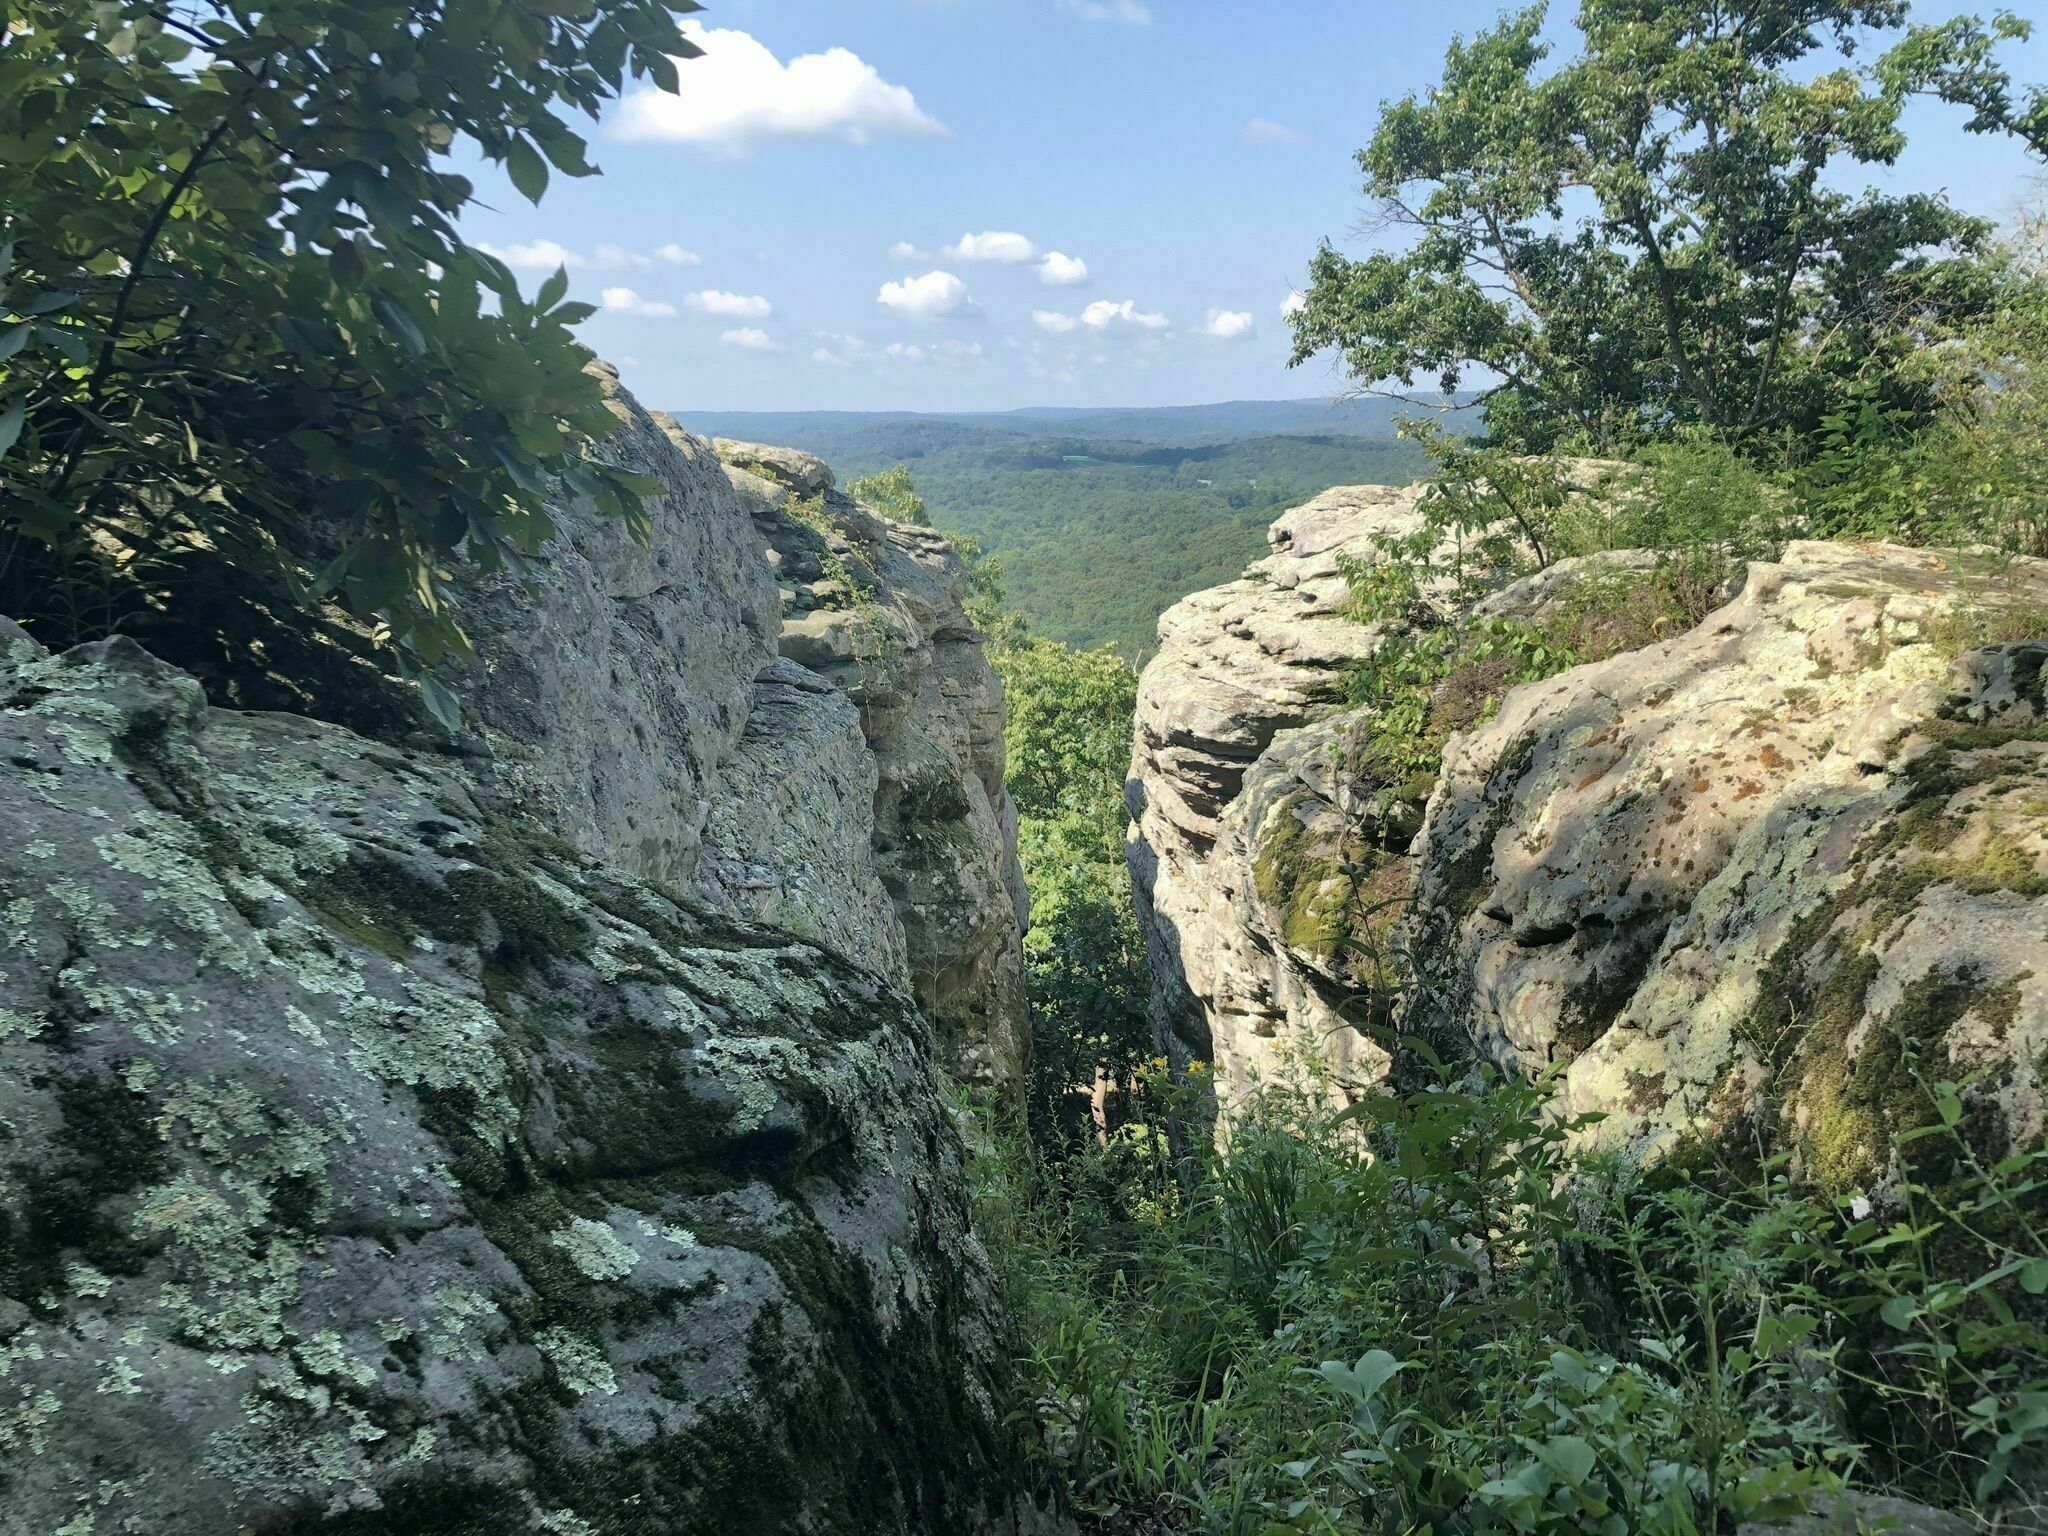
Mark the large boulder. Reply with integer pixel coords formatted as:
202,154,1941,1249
1129,483,2048,1182
1415,541,2048,1180
0,619,1058,1534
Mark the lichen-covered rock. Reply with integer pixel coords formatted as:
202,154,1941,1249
1126,485,1429,1109
428,369,1028,1089
1412,541,2048,1179
702,435,1031,1093
0,621,1058,1534
1125,483,1650,1112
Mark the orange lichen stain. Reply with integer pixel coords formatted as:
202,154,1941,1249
1758,743,1792,772
1732,780,1765,801
1690,779,1711,795
1576,770,1607,791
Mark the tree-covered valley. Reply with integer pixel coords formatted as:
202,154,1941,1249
667,406,1432,658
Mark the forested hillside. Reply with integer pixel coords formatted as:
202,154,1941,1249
666,407,1428,656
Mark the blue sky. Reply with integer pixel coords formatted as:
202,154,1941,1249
461,0,2048,413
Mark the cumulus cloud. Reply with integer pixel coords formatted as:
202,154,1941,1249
1240,118,1304,146
1282,289,1309,319
613,24,948,148
888,241,927,261
1082,298,1168,330
1033,310,1080,333
721,327,779,351
1037,251,1090,287
941,231,1037,263
877,270,971,319
1060,0,1150,21
686,290,772,319
481,239,700,273
600,287,678,319
1203,308,1255,340
934,339,986,365
885,342,927,363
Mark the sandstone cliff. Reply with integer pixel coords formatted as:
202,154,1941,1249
0,368,1055,1532
448,368,1028,1091
1129,487,2048,1181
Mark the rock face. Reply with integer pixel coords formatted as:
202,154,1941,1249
1126,485,1429,1111
0,619,1056,1533
1130,490,2048,1180
445,367,1029,1089
700,436,1031,1093
1415,541,2048,1181
1126,483,1629,1112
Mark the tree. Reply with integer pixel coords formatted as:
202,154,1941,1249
0,0,698,716
847,463,931,526
1287,1,2004,455
1880,10,2048,158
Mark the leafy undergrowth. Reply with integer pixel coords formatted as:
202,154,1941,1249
969,1042,2048,1535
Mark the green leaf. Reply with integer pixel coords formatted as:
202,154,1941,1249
1881,1295,1922,1329
0,324,28,363
2021,1259,2048,1295
417,671,463,733
536,265,570,312
0,398,24,460
506,136,550,202
371,291,429,356
1534,1436,1596,1489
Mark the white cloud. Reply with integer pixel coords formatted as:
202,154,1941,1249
482,238,584,270
941,231,1037,263
600,287,678,318
1060,0,1150,21
1203,308,1255,340
1082,298,1168,330
885,342,927,363
1037,251,1090,286
721,327,779,351
686,289,772,319
1033,310,1080,333
1241,118,1304,146
1282,289,1309,319
813,345,854,366
934,339,986,365
481,240,694,274
888,241,927,261
614,24,948,148
877,269,970,319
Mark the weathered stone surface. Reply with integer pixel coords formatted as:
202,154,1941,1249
1126,484,1648,1112
0,620,1058,1534
1131,479,2048,1179
451,367,779,894
1126,484,1429,1109
701,435,1031,1092
1415,541,2048,1179
435,367,1027,1088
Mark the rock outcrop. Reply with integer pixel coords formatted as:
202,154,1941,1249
701,436,1031,1092
1126,485,1429,1110
1415,541,2048,1181
1130,489,2048,1180
0,615,1056,1532
445,368,1029,1089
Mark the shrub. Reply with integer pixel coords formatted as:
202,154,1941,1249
0,0,696,718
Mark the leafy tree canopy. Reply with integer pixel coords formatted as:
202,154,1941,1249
0,0,698,716
1287,0,2014,454
846,463,930,526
